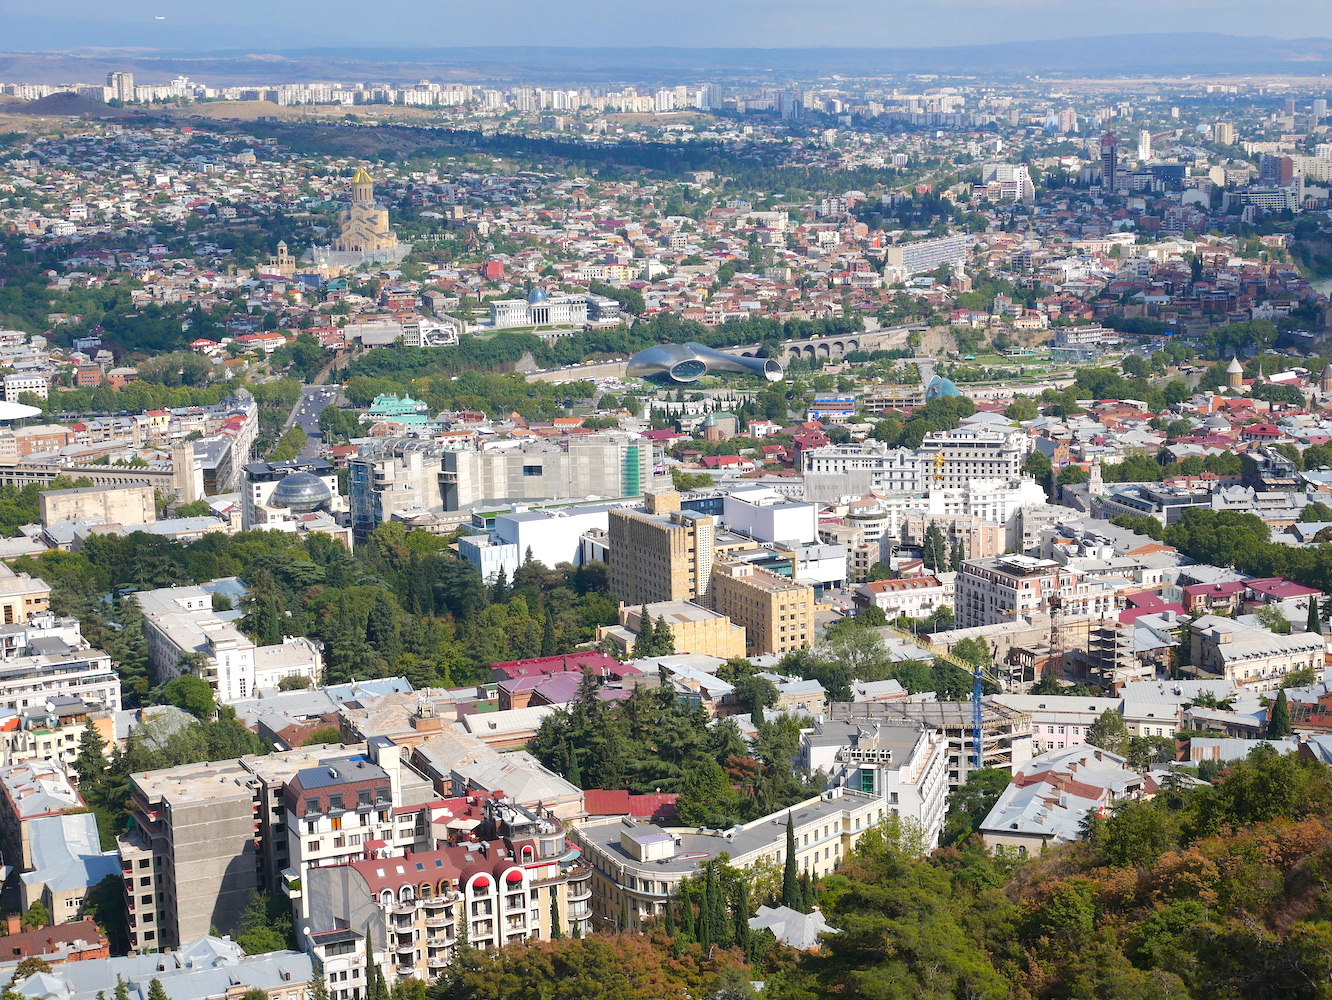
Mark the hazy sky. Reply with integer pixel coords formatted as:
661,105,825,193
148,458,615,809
3,0,1328,50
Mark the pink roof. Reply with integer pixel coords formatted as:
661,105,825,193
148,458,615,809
582,789,679,821
490,651,636,681
1245,577,1322,600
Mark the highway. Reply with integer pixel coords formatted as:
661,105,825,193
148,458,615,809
288,384,344,462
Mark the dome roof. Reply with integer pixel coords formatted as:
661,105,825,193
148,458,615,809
1226,356,1244,374
528,286,548,304
269,472,332,513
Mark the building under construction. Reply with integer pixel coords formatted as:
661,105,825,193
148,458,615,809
830,699,1034,788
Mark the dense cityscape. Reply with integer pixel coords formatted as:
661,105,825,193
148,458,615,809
0,26,1331,1000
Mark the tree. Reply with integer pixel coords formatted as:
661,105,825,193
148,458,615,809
781,813,799,908
632,607,653,659
279,675,313,691
1086,709,1131,757
235,889,293,955
941,768,1011,846
1309,598,1322,636
1256,603,1292,635
162,675,216,719
1268,688,1293,739
20,900,49,929
147,981,169,1000
1058,464,1090,488
732,675,778,717
71,718,107,787
677,758,737,829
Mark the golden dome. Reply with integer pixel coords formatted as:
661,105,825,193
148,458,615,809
351,167,373,184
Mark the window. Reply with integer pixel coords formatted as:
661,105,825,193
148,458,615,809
358,790,372,807
305,797,321,816
329,794,344,811
522,465,544,477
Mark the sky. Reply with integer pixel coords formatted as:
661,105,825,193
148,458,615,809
1,0,1328,51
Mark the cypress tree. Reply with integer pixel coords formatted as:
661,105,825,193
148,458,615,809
679,884,695,941
619,903,629,932
698,870,713,947
550,895,562,939
542,613,558,656
1309,598,1322,636
781,813,799,908
663,891,676,937
1268,688,1293,739
706,863,728,947
731,879,751,958
566,739,582,787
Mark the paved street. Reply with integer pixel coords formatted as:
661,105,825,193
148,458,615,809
289,384,343,462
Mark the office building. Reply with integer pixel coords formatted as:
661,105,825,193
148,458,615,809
916,428,1027,490
607,492,716,607
711,557,815,656
801,719,949,847
882,233,967,274
348,439,446,539
242,459,341,531
458,504,615,584
721,486,818,544
570,788,882,932
440,433,652,511
979,163,1035,203
1137,129,1152,161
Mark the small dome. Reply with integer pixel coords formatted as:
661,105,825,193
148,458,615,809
269,472,332,513
1226,356,1244,374
528,286,548,304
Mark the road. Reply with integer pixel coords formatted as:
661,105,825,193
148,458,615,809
287,384,344,462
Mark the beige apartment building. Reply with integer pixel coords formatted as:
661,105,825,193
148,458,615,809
711,558,815,656
39,482,156,529
607,491,717,606
0,564,50,625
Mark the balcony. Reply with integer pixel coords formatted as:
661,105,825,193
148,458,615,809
427,955,450,970
425,916,452,928
395,965,415,978
392,901,417,915
566,883,592,902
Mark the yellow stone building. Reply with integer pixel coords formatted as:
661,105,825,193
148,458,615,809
597,600,747,659
711,557,815,656
334,167,400,253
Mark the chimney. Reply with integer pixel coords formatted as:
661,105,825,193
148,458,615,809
5,914,18,934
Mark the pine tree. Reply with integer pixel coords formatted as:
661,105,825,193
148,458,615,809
781,813,799,908
565,739,582,787
1268,688,1293,739
1309,598,1322,636
632,607,653,658
951,540,966,571
147,981,169,1000
308,972,330,1000
114,978,130,1000
651,615,675,656
71,717,107,787
490,567,509,603
365,589,402,669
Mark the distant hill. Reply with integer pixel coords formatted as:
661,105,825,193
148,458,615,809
10,91,137,117
2,34,1332,86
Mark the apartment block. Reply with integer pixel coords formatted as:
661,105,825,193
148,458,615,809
883,233,968,273
117,760,262,951
831,699,1034,789
853,574,953,618
916,428,1027,490
607,492,716,607
0,762,83,872
0,563,51,625
802,719,950,847
304,796,590,986
955,555,1120,629
139,585,321,702
1188,615,1325,693
711,557,814,656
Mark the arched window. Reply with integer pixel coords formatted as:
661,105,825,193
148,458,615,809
521,845,534,862
400,885,414,902
380,890,394,906
419,883,432,900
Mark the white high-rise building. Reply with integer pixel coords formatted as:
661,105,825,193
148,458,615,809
1138,130,1152,160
